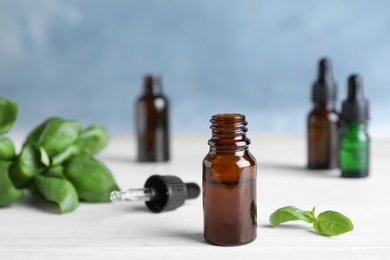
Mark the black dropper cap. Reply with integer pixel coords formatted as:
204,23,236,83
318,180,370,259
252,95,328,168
341,74,369,123
312,58,337,104
144,175,200,213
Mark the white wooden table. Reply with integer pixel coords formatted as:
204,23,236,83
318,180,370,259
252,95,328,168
1,134,389,259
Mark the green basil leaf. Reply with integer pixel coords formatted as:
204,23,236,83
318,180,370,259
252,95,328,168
0,161,24,207
313,211,354,236
74,125,109,156
34,175,79,214
40,118,82,156
64,155,119,202
0,137,16,160
24,117,82,157
8,144,46,188
0,98,18,135
39,146,50,167
24,118,52,147
51,145,79,166
269,206,315,227
43,165,64,179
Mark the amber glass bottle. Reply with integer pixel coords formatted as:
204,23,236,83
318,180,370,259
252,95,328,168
203,113,257,246
308,58,339,169
135,75,169,162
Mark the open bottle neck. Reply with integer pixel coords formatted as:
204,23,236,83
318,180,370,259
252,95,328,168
208,113,251,152
144,75,162,96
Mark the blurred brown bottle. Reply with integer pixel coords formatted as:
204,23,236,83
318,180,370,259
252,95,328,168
308,58,339,169
203,113,257,246
136,75,170,162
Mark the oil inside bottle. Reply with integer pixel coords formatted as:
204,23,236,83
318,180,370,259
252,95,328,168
203,171,257,246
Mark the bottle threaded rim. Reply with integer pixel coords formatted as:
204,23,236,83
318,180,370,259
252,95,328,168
208,113,250,149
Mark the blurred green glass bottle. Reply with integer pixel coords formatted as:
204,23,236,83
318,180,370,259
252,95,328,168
339,75,369,178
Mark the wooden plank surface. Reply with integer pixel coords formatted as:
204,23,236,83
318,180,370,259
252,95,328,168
1,134,389,259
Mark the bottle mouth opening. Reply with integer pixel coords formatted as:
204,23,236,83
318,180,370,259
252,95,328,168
145,74,161,85
212,113,245,119
210,113,247,126
210,113,248,133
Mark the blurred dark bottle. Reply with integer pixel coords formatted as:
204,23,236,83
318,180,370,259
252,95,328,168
136,75,170,162
307,58,340,169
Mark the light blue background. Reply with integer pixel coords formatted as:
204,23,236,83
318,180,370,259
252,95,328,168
1,0,389,133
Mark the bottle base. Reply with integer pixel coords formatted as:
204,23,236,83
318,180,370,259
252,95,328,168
308,163,337,170
137,157,170,162
204,237,256,247
341,170,368,178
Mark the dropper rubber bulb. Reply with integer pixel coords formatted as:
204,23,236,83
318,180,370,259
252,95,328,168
312,57,337,104
110,175,200,213
341,74,369,123
318,58,331,83
347,74,364,100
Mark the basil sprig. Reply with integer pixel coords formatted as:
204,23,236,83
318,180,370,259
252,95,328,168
270,206,354,237
0,98,24,207
0,97,119,213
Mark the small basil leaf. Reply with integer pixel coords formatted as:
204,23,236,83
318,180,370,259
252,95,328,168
39,146,50,167
269,206,315,227
24,117,82,157
51,145,79,166
34,175,79,214
74,125,109,156
0,98,18,135
64,155,119,202
43,165,64,179
0,161,24,207
8,144,46,188
313,211,354,236
0,137,16,160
